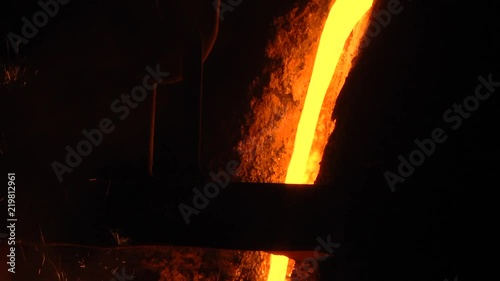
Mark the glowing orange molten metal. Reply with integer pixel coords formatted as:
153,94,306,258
268,0,374,280
286,0,374,185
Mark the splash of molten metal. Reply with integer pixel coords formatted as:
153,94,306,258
268,0,374,280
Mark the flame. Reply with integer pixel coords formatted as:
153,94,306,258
267,0,373,280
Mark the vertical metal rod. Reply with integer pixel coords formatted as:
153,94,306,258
198,62,203,175
184,35,204,175
148,82,158,177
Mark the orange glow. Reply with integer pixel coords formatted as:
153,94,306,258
285,0,374,184
267,255,289,280
267,0,373,280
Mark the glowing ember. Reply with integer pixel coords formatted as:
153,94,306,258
267,0,373,279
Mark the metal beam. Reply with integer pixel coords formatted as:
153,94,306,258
52,181,351,252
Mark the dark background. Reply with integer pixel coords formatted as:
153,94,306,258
1,0,499,280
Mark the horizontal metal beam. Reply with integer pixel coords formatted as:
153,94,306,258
49,180,353,252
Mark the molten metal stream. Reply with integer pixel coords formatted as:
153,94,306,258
268,0,374,280
285,0,374,184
